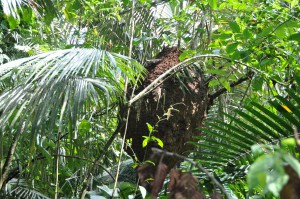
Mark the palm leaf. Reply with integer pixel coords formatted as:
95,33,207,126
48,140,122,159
1,0,57,20
0,48,145,188
1,0,24,19
191,85,300,185
1,48,145,133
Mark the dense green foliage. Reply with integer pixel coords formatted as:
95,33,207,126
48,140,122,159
0,0,300,198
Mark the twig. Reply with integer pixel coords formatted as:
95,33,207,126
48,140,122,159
54,132,61,199
151,148,231,199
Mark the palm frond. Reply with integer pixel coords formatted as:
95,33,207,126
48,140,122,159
1,0,25,19
7,179,50,199
0,47,145,153
1,0,57,21
190,83,300,184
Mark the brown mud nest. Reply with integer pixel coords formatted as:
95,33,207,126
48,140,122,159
119,47,209,196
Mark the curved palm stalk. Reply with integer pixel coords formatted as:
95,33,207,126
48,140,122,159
0,48,145,190
189,84,300,184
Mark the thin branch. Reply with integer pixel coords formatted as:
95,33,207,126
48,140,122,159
54,132,61,199
209,72,253,103
151,148,231,199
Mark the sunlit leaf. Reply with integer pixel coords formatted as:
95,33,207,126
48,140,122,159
208,0,217,9
142,136,149,148
146,123,153,133
226,43,238,55
229,21,240,33
288,32,300,42
220,77,231,91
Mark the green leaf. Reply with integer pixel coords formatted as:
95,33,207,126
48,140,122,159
220,78,231,91
213,33,232,40
229,21,241,33
260,26,274,37
78,120,91,134
251,144,265,158
275,28,287,39
231,51,241,60
119,182,139,197
7,15,19,29
226,43,238,55
72,0,81,10
208,79,219,87
286,0,299,8
236,109,280,140
251,102,292,135
207,121,255,146
146,123,153,133
252,76,264,91
208,0,217,9
267,169,288,196
248,151,292,196
153,137,164,148
142,136,149,148
37,145,53,163
288,32,300,42
247,154,273,190
145,160,155,166
179,50,196,62
243,29,252,39
22,8,33,23
47,140,56,148
133,36,156,46
281,138,297,148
